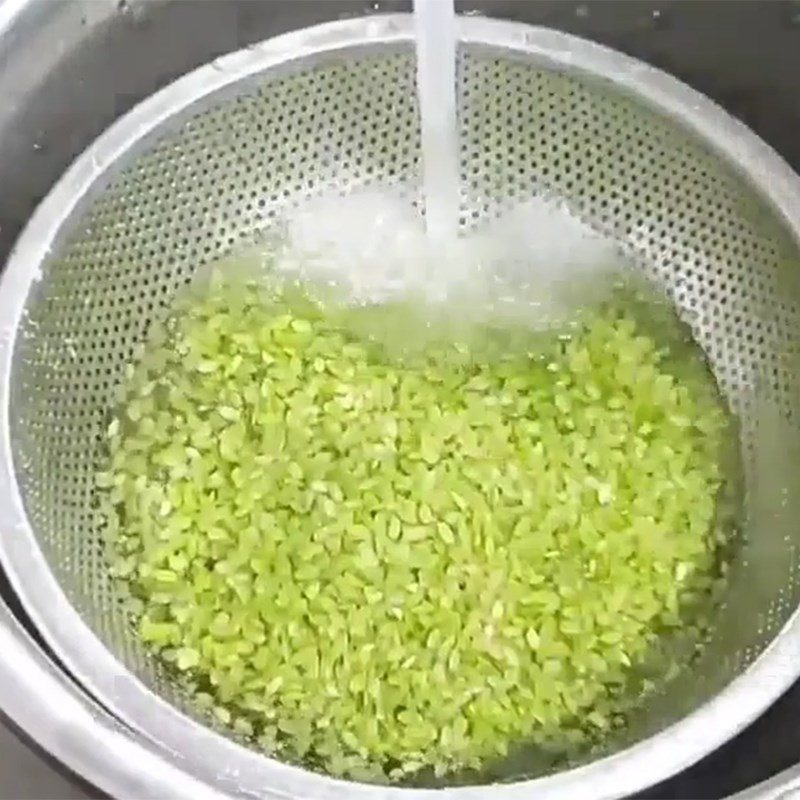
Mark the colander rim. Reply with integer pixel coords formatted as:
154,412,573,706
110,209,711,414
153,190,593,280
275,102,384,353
0,597,228,800
1,13,800,800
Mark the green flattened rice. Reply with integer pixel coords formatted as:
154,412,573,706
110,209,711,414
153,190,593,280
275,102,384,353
97,274,733,781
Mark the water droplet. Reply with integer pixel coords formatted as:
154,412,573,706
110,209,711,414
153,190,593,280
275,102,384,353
575,4,589,18
118,0,147,27
651,8,670,29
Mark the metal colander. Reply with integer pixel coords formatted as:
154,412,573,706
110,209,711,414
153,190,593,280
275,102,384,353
2,14,800,800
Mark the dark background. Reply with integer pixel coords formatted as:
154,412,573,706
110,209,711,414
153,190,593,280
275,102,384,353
1,1,799,797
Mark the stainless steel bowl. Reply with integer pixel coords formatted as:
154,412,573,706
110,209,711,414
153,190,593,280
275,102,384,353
2,6,800,800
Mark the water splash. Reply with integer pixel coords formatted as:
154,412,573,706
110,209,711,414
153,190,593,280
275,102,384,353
262,0,624,335
275,190,623,336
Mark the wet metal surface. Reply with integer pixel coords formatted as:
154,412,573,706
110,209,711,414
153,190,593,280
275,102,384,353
0,2,799,798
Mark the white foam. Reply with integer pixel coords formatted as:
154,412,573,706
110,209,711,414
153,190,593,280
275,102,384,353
277,190,623,330
465,197,623,328
278,189,431,304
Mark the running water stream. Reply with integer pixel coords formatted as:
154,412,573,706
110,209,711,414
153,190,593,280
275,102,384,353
277,0,621,325
413,0,461,246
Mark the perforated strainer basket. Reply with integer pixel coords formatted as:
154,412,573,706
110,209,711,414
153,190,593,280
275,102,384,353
2,14,800,800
